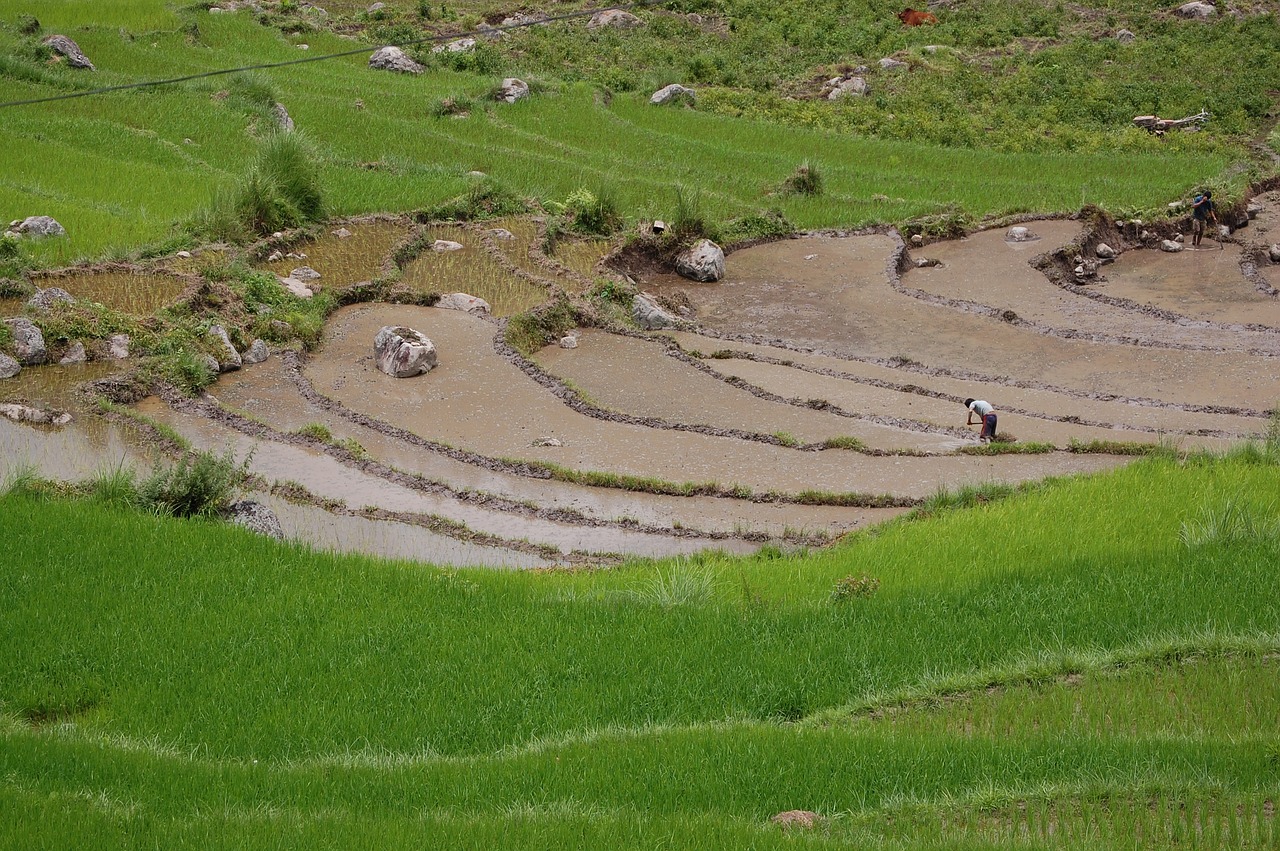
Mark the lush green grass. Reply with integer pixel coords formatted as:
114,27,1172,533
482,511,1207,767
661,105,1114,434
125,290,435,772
0,6,1241,264
2,451,1279,847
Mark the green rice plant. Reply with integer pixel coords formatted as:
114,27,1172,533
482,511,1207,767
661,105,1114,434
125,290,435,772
422,179,529,221
1067,437,1172,457
550,186,622,238
138,449,248,518
295,422,334,442
915,480,1021,518
822,435,867,452
779,161,823,197
957,440,1054,456
772,431,800,448
666,185,717,245
631,560,719,607
196,132,326,242
1178,495,1280,548
87,462,140,510
335,437,370,460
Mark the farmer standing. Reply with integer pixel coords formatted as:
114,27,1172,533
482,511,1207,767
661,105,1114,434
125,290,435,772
1190,190,1217,248
964,398,997,442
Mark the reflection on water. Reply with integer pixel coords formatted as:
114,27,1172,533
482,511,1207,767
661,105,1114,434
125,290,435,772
401,225,550,316
260,221,407,286
0,362,120,408
38,272,187,315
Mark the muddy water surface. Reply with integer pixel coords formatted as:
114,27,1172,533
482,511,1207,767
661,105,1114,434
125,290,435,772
308,304,1128,497
211,358,883,537
536,329,957,452
652,235,1280,412
261,221,406,285
37,272,187,315
1099,247,1280,327
401,225,550,316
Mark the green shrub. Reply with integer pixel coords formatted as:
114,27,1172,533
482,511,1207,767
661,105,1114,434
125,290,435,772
139,449,247,518
156,347,218,395
504,297,578,355
780,161,823,197
831,573,880,602
196,132,326,241
552,187,623,237
720,209,792,244
295,422,333,442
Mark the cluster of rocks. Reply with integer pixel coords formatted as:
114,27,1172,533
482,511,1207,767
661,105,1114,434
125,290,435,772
0,402,72,427
6,216,65,239
0,310,134,379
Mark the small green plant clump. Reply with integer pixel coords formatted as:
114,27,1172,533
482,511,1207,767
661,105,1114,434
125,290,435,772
504,296,578,355
831,573,880,602
138,449,248,518
550,187,623,238
780,161,823,197
423,179,529,221
196,132,326,242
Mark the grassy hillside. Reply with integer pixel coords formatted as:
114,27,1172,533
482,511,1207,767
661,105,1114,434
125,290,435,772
3,450,1279,847
0,0,1267,264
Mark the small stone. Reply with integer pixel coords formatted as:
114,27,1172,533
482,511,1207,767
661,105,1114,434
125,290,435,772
107,334,130,359
910,233,925,246
1140,230,1151,241
531,437,563,447
488,228,515,240
1169,201,1186,211
366,1,385,12
1247,202,1262,219
369,45,424,74
209,325,242,372
497,78,530,104
1268,244,1280,263
650,84,695,105
1175,233,1185,242
1219,224,1232,239
435,292,491,314
26,287,75,312
58,342,87,365
431,37,476,54
1005,226,1039,242
0,353,19,379
1095,242,1117,258
1160,239,1184,253
225,500,285,539
285,251,307,260
291,266,321,281
176,250,193,259
5,318,46,365
558,335,578,349
1115,28,1135,42
587,9,642,29
467,170,486,178
298,43,309,50
805,254,818,261
826,76,868,100
771,811,820,830
333,227,353,238
280,276,314,299
433,239,464,252
878,57,907,70
267,250,284,262
198,353,220,375
914,257,942,268
241,339,269,365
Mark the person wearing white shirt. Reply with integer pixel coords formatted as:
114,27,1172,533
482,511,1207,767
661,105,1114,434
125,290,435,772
964,398,997,442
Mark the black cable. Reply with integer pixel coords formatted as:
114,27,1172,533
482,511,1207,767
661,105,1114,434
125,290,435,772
0,1,652,109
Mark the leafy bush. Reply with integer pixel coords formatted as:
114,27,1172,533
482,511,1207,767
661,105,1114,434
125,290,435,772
720,209,792,244
831,573,880,602
139,449,247,518
504,297,577,355
551,187,623,237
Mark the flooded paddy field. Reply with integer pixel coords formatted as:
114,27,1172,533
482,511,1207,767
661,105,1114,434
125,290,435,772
33,270,189,315
4,212,1274,567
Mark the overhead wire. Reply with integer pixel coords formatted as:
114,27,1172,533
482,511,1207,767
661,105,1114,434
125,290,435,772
0,0,653,110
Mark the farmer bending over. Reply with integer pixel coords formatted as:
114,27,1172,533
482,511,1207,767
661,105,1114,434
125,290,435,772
1190,190,1217,247
965,398,997,442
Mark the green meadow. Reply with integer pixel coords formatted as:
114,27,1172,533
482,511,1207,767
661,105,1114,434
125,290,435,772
3,450,1280,847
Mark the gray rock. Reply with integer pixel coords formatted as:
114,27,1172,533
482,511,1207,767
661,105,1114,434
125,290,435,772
497,78,530,104
1219,224,1232,239
58,341,86,365
107,333,131,359
910,233,925,246
531,437,563,447
366,1,386,12
559,335,578,349
1160,239,1184,253
878,57,908,71
1095,242,1118,258
9,216,66,238
1176,1,1216,18
0,403,72,426
501,12,540,26
431,37,476,54
198,353,220,375
27,287,74,312
1247,202,1262,219
826,76,868,100
242,338,269,365
488,227,515,240
368,45,424,74
272,102,295,132
209,325,242,372
290,266,321,281
43,35,94,69
333,227,354,238
675,239,725,282
587,9,642,29
0,353,19,379
1115,28,1135,42
1006,226,1039,242
374,326,437,377
176,250,193,258
436,292,491,314
467,170,487,179
267,249,284,262
1269,244,1280,263
432,239,464,252
279,276,314,298
650,84,695,105
632,293,677,330
5,318,46,365
225,500,285,540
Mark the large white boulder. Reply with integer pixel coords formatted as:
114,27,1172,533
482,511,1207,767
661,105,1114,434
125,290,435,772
431,37,476,54
374,326,438,377
1176,1,1217,18
826,77,868,100
1160,239,1184,253
436,293,491,314
650,84,695,105
8,216,66,238
497,78,530,103
675,239,725,282
632,294,676,330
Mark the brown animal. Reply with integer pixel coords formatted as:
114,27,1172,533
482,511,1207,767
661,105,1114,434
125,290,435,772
898,7,939,25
